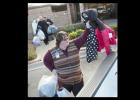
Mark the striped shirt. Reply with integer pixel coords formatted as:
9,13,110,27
43,29,88,85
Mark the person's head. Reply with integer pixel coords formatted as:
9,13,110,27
81,9,106,30
81,9,98,23
56,31,69,50
43,16,47,19
43,17,47,21
38,16,43,21
36,16,43,22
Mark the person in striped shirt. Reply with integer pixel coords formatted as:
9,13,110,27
43,30,88,96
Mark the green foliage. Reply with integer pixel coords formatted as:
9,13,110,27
28,44,37,61
68,29,84,40
75,29,85,37
63,23,85,33
68,31,77,40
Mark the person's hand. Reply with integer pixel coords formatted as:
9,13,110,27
86,21,92,29
46,21,51,25
58,79,63,89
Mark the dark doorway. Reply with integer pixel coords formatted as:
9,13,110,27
69,3,81,23
75,3,81,23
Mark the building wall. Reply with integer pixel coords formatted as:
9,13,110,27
28,3,115,40
28,5,71,40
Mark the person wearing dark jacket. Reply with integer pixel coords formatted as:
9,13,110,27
37,16,54,45
44,17,53,25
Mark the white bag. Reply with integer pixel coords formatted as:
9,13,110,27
32,36,41,46
37,29,45,40
32,20,45,40
38,75,58,97
47,25,58,34
32,20,38,35
57,87,74,97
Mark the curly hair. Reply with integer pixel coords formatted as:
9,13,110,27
55,31,68,48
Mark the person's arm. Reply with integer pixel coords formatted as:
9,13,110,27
36,21,42,35
74,20,101,50
43,50,55,72
107,26,117,44
74,29,88,50
46,19,53,25
101,27,112,55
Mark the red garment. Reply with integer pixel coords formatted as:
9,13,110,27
95,26,116,55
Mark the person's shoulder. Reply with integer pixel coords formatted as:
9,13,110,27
49,47,58,53
46,19,51,21
44,47,55,58
38,20,42,24
98,25,112,33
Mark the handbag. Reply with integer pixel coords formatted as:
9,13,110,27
57,87,74,97
47,25,58,34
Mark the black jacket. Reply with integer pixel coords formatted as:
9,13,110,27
36,19,53,35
